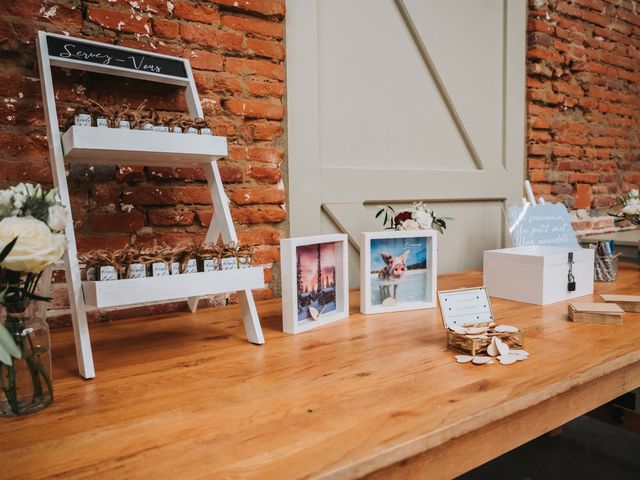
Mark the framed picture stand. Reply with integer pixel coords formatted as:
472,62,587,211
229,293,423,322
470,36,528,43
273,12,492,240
36,32,265,379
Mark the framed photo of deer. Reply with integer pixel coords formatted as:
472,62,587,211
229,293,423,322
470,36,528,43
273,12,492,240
360,230,437,314
280,234,349,334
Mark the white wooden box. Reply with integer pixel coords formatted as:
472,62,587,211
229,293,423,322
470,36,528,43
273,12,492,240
483,246,594,305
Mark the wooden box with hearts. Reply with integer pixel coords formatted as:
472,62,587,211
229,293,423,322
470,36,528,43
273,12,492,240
438,287,525,357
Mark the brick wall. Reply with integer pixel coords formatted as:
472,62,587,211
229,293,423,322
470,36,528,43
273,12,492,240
527,0,640,234
0,0,286,325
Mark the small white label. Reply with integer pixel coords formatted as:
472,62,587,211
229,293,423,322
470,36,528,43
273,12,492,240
155,125,169,133
74,114,91,127
99,266,118,281
221,257,238,270
86,267,96,281
172,126,182,133
201,128,212,135
170,262,180,275
119,120,130,129
126,264,146,279
143,123,155,131
202,259,216,272
185,259,197,274
186,127,198,134
238,257,252,269
152,262,170,277
96,117,108,128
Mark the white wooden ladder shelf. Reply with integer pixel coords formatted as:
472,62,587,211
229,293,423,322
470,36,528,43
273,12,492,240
36,31,265,379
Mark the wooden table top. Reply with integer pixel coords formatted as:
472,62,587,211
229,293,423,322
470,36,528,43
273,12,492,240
2,266,640,480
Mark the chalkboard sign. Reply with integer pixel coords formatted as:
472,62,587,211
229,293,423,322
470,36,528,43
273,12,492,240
46,35,187,79
507,203,580,249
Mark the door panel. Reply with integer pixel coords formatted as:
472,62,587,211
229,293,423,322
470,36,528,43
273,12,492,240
286,0,526,281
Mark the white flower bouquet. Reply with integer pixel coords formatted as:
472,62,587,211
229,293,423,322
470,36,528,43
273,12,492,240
376,202,451,234
0,183,67,415
611,189,640,226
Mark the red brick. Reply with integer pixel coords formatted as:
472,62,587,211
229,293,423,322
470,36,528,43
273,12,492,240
76,234,131,253
224,98,285,120
229,187,285,205
123,186,211,205
252,245,279,264
569,173,599,183
211,0,285,16
246,80,285,97
87,6,151,35
180,23,244,51
116,166,145,183
247,165,281,183
228,145,284,164
236,226,282,245
153,18,179,39
573,0,606,11
91,183,122,205
225,57,285,80
245,37,285,60
147,167,207,182
231,205,286,224
221,15,284,38
172,0,221,24
186,49,224,71
88,211,145,233
574,184,593,209
148,208,196,226
3,1,82,31
527,47,564,63
240,121,283,141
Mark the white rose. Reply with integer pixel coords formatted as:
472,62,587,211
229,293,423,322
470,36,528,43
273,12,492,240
398,219,421,231
622,205,640,215
413,210,433,229
627,198,640,206
47,205,67,232
0,217,65,273
0,190,12,216
629,189,639,199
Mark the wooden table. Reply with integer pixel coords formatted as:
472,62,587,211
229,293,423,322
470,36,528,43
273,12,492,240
2,266,640,479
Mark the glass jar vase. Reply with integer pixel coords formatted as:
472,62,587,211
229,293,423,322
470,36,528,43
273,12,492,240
0,301,53,416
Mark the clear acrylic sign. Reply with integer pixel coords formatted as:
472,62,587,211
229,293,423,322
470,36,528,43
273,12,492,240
506,203,579,249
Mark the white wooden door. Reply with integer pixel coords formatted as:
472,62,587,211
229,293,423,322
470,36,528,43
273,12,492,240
286,0,527,283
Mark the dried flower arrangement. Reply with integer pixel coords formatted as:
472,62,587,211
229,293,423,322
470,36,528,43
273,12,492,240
65,99,213,135
79,242,254,282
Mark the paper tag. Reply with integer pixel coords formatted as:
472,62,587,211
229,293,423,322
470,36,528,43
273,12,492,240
151,262,170,277
221,257,238,270
238,257,251,269
74,114,91,127
96,117,109,128
172,126,182,133
126,264,146,279
86,267,96,281
98,266,118,281
201,128,212,135
119,120,130,129
438,287,493,329
202,258,217,272
184,258,197,274
143,123,155,131
155,125,169,133
170,262,180,275
186,127,198,134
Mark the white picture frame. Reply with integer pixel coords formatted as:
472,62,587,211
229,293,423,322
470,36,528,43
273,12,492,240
360,230,437,314
280,234,349,334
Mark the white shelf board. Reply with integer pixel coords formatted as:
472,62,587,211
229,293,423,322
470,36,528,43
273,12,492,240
62,126,228,167
82,267,264,308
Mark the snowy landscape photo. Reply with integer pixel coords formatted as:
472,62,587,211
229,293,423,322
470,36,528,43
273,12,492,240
296,241,338,322
369,236,428,306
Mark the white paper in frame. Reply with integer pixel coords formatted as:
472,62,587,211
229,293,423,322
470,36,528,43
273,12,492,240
437,287,494,331
360,230,437,314
280,234,349,334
